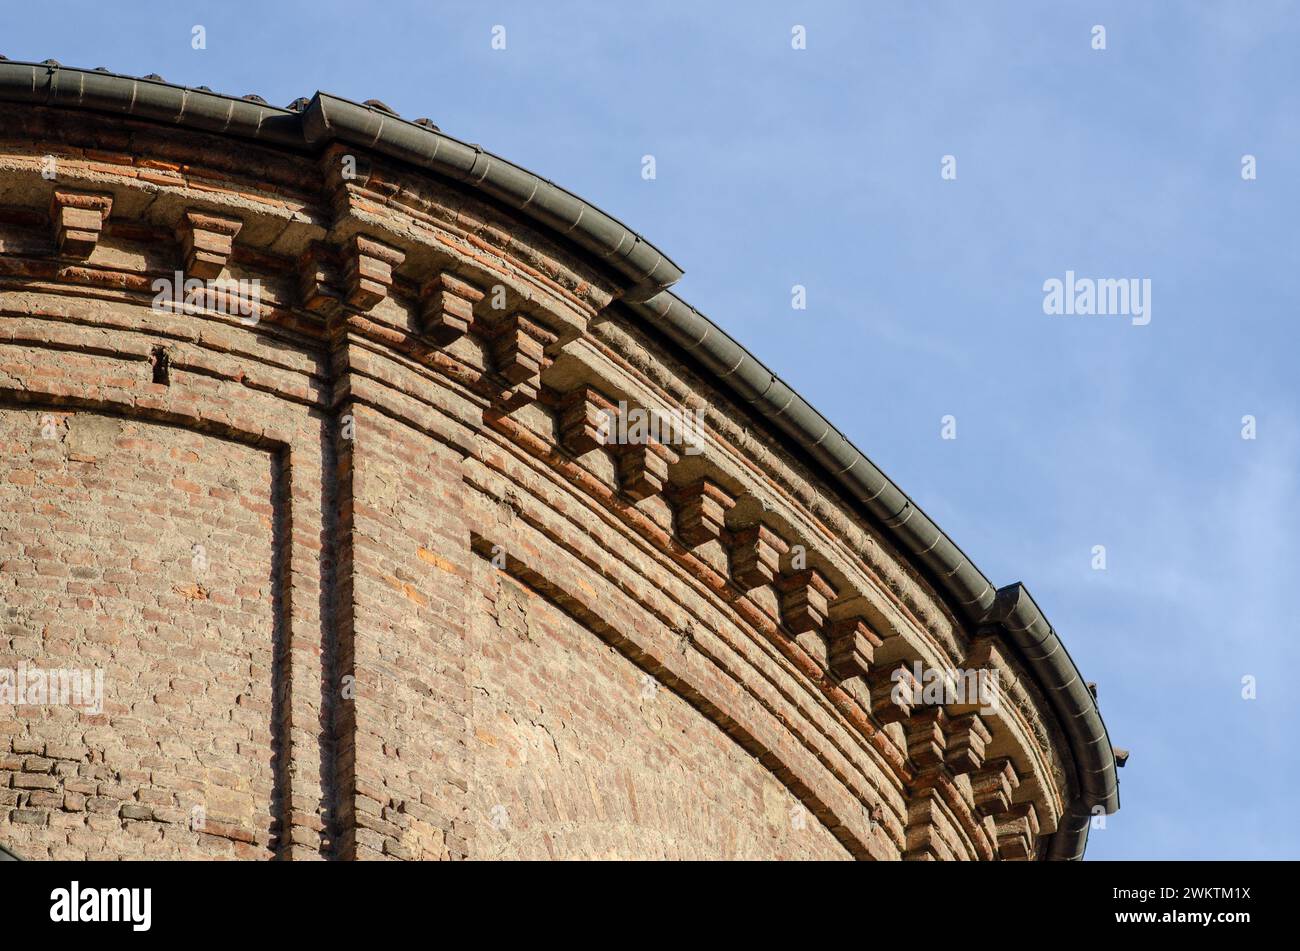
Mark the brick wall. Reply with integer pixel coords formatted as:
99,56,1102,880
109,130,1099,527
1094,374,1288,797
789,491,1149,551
0,407,280,859
333,400,471,860
0,99,1079,859
466,556,849,859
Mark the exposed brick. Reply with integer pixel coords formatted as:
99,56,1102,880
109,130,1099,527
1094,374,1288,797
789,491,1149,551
13,773,59,790
0,98,1095,866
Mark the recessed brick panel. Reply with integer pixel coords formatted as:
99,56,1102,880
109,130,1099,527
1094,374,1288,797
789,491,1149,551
0,407,280,860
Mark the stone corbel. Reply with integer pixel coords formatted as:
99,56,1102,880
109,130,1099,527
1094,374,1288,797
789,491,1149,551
344,234,405,310
671,478,735,549
775,569,836,634
50,190,113,258
728,523,788,592
558,385,616,455
490,312,558,401
420,270,484,344
827,617,882,681
178,210,243,279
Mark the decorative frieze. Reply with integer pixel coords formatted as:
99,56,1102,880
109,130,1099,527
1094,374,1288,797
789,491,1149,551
557,385,685,500
344,234,405,310
776,568,836,634
671,478,735,548
728,523,787,591
827,617,881,680
178,210,242,279
420,270,483,344
50,190,113,258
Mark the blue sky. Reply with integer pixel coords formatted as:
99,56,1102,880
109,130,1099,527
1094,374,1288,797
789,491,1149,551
8,0,1298,859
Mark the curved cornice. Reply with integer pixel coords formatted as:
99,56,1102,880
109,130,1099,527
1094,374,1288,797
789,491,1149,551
630,291,1121,859
0,58,1118,857
0,61,681,301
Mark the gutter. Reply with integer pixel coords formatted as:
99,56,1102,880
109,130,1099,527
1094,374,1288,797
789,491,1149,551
0,60,682,301
0,58,1117,857
300,94,680,302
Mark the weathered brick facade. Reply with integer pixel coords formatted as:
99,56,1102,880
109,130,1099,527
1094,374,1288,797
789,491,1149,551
0,68,1115,860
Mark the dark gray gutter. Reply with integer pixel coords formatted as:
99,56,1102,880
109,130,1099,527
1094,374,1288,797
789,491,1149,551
632,290,1120,859
0,58,1117,858
300,94,679,301
0,61,681,301
0,841,21,861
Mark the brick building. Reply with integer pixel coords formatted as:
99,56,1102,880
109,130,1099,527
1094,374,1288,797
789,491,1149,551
0,61,1119,860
